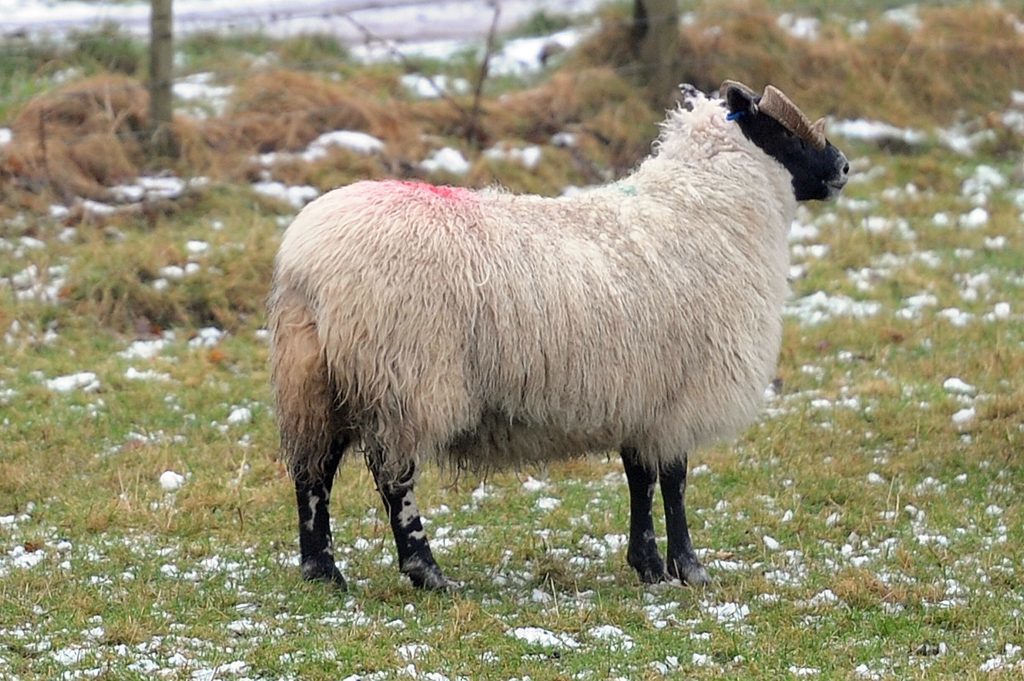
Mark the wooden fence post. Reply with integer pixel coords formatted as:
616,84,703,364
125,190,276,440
148,0,175,157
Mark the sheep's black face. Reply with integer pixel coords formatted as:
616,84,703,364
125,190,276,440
724,88,850,202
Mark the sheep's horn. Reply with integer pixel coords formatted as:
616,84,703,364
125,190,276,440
720,79,760,112
811,117,827,140
758,85,827,150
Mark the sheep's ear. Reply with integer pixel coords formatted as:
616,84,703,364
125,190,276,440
721,80,759,117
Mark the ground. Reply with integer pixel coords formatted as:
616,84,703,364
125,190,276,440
0,1,1022,679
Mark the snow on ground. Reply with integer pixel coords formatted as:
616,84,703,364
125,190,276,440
45,371,100,393
401,72,469,99
420,147,471,175
507,626,580,649
251,180,320,208
830,119,927,146
0,0,603,44
484,143,543,169
254,130,386,167
172,72,234,117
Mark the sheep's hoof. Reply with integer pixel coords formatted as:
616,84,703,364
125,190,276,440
628,546,667,584
669,559,711,588
405,560,460,592
410,567,461,592
301,558,348,590
631,561,668,585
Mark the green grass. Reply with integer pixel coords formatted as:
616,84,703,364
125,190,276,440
2,3,1024,680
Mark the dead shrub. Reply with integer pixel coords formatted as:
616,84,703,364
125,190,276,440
4,75,149,200
226,70,419,153
576,1,1024,127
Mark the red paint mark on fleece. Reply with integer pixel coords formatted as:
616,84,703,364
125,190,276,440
379,179,474,203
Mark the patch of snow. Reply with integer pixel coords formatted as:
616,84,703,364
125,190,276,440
943,377,976,396
188,327,225,348
588,625,635,651
120,338,168,360
939,308,973,327
551,131,577,147
777,14,820,40
536,496,560,511
959,207,988,230
507,626,580,649
186,240,209,255
483,143,543,169
420,147,470,175
310,130,385,157
830,119,925,146
159,265,187,281
227,406,253,425
9,545,46,569
251,181,319,208
785,291,881,326
51,646,90,666
125,367,171,382
979,643,1022,673
46,371,99,393
951,407,976,430
159,471,186,491
488,27,584,76
702,601,749,624
173,72,233,116
789,666,820,677
522,476,548,492
883,5,921,30
807,589,839,608
691,652,714,667
401,73,470,99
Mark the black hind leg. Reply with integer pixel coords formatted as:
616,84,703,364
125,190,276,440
295,435,348,588
367,453,454,591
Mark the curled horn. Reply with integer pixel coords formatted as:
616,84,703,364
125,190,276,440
758,85,827,150
720,79,760,112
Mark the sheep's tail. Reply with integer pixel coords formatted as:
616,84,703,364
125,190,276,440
268,283,338,482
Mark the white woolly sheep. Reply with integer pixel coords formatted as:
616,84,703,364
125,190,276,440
268,80,849,591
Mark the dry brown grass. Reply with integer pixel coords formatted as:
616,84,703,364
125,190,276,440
577,2,1024,127
225,70,420,153
2,3,1021,207
3,75,149,200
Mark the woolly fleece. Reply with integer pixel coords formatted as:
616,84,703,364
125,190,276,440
269,94,795,479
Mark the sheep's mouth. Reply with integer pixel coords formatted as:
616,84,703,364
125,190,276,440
826,176,848,194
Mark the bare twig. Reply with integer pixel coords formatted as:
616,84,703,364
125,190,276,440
344,13,473,128
464,1,501,147
37,106,55,196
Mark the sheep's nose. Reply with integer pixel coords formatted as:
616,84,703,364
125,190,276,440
842,162,850,175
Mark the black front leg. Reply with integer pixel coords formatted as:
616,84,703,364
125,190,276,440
367,454,455,591
660,455,710,586
620,447,667,583
295,436,348,588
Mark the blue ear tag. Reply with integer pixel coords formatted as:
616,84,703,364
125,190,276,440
726,110,746,121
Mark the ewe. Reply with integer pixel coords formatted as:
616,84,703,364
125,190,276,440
268,80,849,590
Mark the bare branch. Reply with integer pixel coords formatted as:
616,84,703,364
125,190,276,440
343,13,474,131
464,1,501,147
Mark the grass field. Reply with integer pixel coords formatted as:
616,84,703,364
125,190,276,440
1,1,1023,679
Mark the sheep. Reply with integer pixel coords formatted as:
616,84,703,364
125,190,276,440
268,80,849,591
